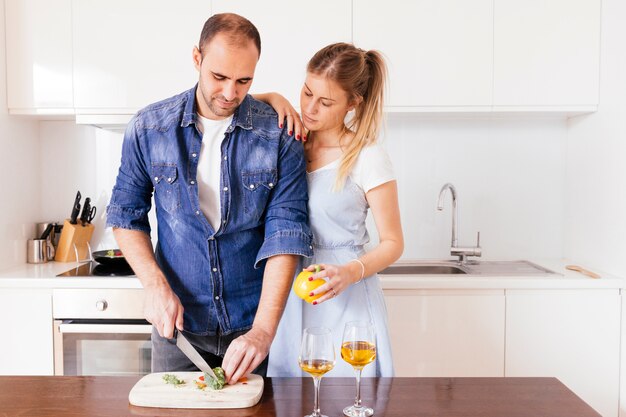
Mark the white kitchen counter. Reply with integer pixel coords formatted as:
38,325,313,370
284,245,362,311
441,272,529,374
0,258,623,290
380,259,625,290
0,261,141,289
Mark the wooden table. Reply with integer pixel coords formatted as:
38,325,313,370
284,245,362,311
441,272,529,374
0,376,600,417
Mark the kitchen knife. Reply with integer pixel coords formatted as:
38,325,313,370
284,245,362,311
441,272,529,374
69,191,82,224
175,331,219,380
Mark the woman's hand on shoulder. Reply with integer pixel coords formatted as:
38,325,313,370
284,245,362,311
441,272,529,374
252,92,306,141
307,262,362,305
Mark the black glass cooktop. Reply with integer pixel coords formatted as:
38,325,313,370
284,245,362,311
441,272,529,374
56,261,135,277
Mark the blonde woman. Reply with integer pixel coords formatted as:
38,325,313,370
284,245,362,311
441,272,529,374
257,43,404,377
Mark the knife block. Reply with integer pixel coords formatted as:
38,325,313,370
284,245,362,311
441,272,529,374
54,219,94,262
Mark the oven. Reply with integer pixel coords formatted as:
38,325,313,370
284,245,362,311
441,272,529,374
52,288,152,376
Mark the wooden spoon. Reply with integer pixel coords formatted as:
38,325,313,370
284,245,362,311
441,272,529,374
566,264,601,279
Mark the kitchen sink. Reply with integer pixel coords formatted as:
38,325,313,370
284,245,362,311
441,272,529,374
379,260,557,276
380,264,467,274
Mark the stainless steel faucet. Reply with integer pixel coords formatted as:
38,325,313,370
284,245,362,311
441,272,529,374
437,183,481,263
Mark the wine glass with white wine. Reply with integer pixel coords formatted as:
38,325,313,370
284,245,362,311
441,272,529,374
341,321,376,417
299,327,336,417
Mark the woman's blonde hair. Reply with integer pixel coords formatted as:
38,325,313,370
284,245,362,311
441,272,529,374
307,42,387,190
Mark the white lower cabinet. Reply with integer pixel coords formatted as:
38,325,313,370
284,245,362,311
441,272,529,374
0,289,54,375
384,289,505,377
619,290,626,417
505,289,620,417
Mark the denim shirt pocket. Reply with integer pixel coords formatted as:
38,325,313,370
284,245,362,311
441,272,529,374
152,164,181,213
242,169,277,220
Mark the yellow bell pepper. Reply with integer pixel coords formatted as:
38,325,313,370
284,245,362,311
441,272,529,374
293,265,326,303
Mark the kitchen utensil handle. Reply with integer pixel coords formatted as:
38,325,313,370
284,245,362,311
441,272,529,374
578,268,600,279
89,206,97,223
40,223,54,240
58,322,152,334
566,264,601,279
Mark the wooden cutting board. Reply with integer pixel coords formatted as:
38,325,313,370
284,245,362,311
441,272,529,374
129,372,263,409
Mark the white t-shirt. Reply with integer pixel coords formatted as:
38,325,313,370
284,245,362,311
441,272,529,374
349,143,396,193
196,114,233,231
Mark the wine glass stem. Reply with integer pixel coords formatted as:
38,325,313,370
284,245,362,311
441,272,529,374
312,376,322,417
354,368,363,409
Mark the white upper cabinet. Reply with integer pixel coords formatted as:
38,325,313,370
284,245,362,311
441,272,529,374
493,0,601,109
354,0,600,112
5,0,602,118
353,0,493,110
5,0,73,114
72,0,209,114
211,1,352,107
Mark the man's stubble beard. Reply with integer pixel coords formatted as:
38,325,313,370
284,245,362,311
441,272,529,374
205,92,240,118
198,85,240,119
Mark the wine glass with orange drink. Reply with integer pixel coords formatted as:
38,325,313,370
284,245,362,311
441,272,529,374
341,321,377,417
299,327,336,417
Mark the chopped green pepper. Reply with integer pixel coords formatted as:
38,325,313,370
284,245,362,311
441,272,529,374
162,373,185,385
204,367,226,390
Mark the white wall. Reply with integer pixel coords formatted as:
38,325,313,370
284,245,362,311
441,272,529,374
0,0,40,268
38,122,119,251
38,122,158,252
39,116,567,262
565,0,626,278
383,115,566,260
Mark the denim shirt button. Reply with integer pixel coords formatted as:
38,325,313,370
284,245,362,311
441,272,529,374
249,184,255,189
195,210,200,215
215,296,220,300
223,156,227,160
190,180,195,185
192,153,197,158
269,183,274,187
212,268,217,272
223,187,228,192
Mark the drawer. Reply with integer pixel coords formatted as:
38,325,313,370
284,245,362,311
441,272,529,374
53,289,145,319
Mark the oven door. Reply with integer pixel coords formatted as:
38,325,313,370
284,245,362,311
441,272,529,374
53,319,152,376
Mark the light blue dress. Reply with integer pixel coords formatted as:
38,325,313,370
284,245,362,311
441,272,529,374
267,145,395,377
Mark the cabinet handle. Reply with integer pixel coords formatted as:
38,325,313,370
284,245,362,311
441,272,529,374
95,300,108,311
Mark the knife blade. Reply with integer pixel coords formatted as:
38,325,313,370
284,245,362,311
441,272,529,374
175,331,219,380
69,191,82,224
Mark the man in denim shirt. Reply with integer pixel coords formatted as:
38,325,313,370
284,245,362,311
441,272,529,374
106,13,312,384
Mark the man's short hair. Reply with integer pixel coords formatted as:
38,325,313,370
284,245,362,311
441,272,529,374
199,13,261,56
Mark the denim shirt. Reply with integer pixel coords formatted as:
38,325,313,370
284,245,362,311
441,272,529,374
106,86,313,335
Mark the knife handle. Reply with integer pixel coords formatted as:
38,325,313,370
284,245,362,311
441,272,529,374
70,191,82,224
